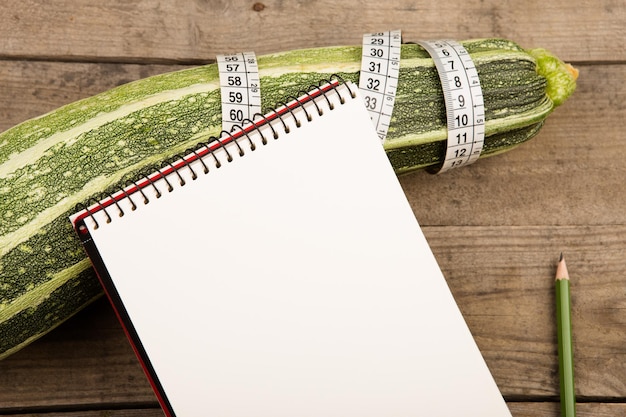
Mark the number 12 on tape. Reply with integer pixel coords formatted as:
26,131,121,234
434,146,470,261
217,52,262,132
359,30,401,142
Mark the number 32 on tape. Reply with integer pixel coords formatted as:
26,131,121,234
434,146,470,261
216,52,262,132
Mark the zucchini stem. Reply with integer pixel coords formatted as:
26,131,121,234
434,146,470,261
528,48,578,107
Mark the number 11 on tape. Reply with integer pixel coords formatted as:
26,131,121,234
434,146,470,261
359,30,402,142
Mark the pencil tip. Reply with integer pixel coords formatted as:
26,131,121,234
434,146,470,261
556,252,569,280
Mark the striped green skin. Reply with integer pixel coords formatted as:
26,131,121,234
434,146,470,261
0,38,576,359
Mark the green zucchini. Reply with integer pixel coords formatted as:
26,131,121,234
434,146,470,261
0,38,576,360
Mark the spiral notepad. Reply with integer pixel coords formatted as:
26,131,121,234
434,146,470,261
70,81,511,417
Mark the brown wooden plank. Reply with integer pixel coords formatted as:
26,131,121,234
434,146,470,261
0,0,622,63
423,225,626,398
509,402,626,417
2,403,625,417
0,225,624,409
1,411,165,417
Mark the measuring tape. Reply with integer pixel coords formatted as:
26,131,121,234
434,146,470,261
216,52,262,132
358,30,402,142
417,40,485,173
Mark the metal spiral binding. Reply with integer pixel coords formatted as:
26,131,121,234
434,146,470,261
73,76,351,231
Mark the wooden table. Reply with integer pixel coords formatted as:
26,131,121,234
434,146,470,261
1,1,624,416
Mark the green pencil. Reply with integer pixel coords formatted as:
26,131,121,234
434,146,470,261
556,253,576,417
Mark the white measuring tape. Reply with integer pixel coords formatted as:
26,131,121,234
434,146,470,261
417,40,485,173
216,52,262,132
358,30,402,142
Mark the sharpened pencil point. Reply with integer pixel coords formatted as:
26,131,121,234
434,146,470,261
556,253,570,281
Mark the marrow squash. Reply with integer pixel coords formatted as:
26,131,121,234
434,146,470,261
0,38,577,359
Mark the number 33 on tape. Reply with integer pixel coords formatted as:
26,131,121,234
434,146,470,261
217,52,262,132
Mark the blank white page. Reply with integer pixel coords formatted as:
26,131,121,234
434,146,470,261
71,82,511,417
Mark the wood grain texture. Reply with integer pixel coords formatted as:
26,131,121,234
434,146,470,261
1,0,624,416
0,0,623,63
508,403,626,417
423,225,626,398
0,411,165,417
2,403,626,417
